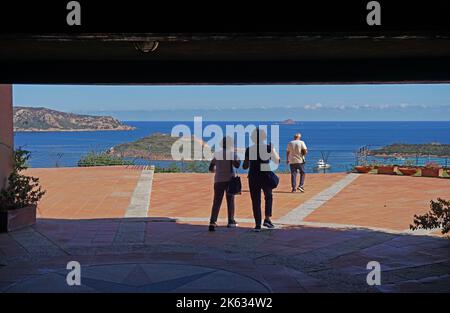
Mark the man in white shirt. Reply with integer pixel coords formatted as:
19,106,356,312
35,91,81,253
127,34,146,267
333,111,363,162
286,133,308,192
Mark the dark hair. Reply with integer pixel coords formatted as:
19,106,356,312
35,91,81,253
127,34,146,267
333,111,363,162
251,127,267,144
222,136,233,149
222,137,227,149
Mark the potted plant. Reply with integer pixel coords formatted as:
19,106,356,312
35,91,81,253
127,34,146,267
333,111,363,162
354,164,372,173
376,164,397,175
399,167,418,176
0,148,45,232
421,162,442,178
398,159,418,176
354,160,373,174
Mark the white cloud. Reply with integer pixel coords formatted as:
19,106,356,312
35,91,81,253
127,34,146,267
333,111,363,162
303,103,425,110
304,103,323,110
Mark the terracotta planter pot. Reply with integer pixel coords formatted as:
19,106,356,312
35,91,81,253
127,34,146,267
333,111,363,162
354,166,372,173
377,166,396,175
421,167,441,178
398,167,418,176
0,205,36,233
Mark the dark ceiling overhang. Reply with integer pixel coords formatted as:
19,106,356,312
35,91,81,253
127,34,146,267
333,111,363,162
1,32,450,84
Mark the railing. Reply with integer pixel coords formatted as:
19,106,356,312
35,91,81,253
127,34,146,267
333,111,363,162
20,145,450,174
22,147,358,173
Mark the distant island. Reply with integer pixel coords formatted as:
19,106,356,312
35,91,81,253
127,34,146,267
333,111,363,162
369,143,450,158
108,132,210,160
281,119,296,125
13,107,135,132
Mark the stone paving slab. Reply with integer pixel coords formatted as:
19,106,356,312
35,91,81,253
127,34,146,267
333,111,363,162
124,169,154,218
304,174,450,231
278,173,359,223
149,173,346,220
26,166,142,219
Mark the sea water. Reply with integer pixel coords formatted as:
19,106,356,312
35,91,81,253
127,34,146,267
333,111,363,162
13,121,450,173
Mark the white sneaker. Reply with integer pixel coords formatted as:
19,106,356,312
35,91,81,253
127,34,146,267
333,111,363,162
227,222,238,228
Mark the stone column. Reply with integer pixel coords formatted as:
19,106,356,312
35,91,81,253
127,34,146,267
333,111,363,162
0,84,14,190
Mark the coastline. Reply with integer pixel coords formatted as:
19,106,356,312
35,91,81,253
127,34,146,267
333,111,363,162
14,127,136,132
371,153,450,158
14,121,450,171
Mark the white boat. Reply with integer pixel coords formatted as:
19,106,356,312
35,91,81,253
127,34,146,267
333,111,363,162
316,159,331,169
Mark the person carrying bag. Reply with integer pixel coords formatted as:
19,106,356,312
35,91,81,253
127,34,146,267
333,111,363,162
243,128,280,232
208,136,241,232
227,159,242,195
260,145,280,190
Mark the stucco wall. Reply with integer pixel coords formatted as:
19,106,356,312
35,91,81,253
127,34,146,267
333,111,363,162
0,84,13,190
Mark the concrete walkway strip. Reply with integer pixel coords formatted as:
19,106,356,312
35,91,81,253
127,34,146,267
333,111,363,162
124,168,154,218
278,173,359,224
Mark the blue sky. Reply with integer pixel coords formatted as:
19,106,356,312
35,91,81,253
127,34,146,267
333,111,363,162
13,84,450,121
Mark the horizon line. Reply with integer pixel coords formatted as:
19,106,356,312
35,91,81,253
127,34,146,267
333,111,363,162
120,120,450,122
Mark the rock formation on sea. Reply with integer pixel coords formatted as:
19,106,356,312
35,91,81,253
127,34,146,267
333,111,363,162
281,119,296,125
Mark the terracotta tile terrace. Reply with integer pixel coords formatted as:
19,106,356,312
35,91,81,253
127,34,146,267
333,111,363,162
0,166,448,292
24,166,450,233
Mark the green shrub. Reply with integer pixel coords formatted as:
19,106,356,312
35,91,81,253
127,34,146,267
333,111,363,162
0,149,45,211
153,161,211,173
403,159,416,167
78,151,134,167
183,161,209,173
410,198,450,234
154,164,182,173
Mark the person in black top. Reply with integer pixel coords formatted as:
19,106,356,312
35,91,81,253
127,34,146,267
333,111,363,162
243,128,280,232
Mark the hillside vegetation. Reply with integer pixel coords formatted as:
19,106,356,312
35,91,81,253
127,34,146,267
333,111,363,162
370,143,450,157
109,132,210,160
13,107,135,131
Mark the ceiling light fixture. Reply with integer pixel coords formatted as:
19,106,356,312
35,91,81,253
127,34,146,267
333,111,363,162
134,41,159,53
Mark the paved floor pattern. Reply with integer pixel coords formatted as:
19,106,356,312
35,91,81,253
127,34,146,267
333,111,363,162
0,219,449,293
124,169,154,218
3,168,447,292
278,173,360,224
